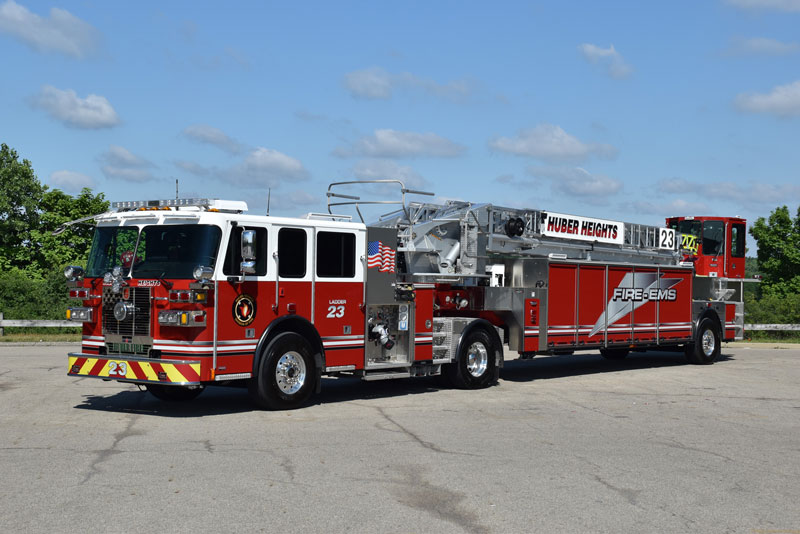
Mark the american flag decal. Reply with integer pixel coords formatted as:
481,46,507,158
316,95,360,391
367,240,396,273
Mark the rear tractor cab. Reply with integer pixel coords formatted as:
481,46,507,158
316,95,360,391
666,216,746,279
667,215,749,347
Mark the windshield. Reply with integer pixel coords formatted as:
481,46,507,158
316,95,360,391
673,220,701,237
702,220,724,257
86,226,140,277
131,225,222,279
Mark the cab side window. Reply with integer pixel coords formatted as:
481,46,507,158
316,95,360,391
731,223,745,258
278,228,307,278
316,232,355,278
223,226,268,276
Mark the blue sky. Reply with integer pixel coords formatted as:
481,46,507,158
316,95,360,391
2,0,799,230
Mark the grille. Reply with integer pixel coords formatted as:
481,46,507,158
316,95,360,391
102,286,151,337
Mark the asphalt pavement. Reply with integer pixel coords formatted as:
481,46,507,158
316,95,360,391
0,343,798,533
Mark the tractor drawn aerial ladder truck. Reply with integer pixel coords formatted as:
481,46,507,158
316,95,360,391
64,180,749,409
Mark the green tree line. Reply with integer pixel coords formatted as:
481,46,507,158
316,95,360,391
1,143,107,323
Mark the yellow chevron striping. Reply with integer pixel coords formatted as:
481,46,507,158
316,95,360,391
69,356,201,382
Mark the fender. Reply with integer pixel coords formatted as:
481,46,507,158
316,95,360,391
694,308,722,338
253,315,325,391
456,318,504,371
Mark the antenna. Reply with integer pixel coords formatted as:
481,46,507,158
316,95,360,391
267,188,271,216
175,179,179,200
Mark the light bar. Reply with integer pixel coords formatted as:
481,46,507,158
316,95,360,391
111,198,248,212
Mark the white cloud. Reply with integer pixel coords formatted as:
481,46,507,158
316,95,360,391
287,190,318,206
100,145,156,183
238,148,307,185
0,0,98,57
174,160,212,177
182,124,243,154
527,166,623,201
30,85,119,129
351,159,428,191
725,0,800,11
657,177,694,194
735,80,800,117
656,178,800,208
737,37,800,55
174,147,308,188
344,67,394,99
489,124,618,163
624,199,710,216
343,67,471,101
704,181,800,205
49,170,95,191
578,43,633,79
335,129,466,158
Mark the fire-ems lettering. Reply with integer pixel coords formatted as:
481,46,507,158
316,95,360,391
612,287,677,301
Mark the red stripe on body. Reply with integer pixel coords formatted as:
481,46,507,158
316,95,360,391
128,361,146,380
89,358,108,376
175,363,200,382
72,357,87,371
150,362,167,381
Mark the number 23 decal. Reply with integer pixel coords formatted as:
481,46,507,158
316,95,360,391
326,305,345,318
108,361,127,377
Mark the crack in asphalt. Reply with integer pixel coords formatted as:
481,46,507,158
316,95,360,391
80,406,145,485
657,438,735,462
373,406,478,456
593,474,642,507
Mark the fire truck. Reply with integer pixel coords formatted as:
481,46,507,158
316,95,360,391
65,180,747,409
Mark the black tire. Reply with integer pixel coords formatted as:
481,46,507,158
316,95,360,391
146,384,204,402
685,317,721,365
600,348,629,360
443,328,498,389
249,332,317,410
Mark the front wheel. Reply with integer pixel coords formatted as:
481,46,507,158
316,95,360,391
146,384,205,402
685,317,721,365
249,332,317,410
442,328,498,389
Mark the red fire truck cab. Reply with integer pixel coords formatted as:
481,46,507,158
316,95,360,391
65,182,746,409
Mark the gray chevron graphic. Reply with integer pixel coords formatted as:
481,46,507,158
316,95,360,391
589,273,682,337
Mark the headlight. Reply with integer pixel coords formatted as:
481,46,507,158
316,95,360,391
103,272,113,284
193,265,214,281
66,307,94,322
64,265,84,280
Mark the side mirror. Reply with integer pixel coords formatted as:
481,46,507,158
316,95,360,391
240,230,256,275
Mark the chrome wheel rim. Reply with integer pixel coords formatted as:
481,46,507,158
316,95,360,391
701,329,715,357
275,351,306,394
466,342,489,377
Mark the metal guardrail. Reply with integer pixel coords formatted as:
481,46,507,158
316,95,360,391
0,313,76,335
744,324,800,331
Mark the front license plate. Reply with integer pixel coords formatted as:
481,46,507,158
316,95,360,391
117,343,143,354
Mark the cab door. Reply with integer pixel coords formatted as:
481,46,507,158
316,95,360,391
312,228,366,369
275,226,313,320
726,220,746,279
